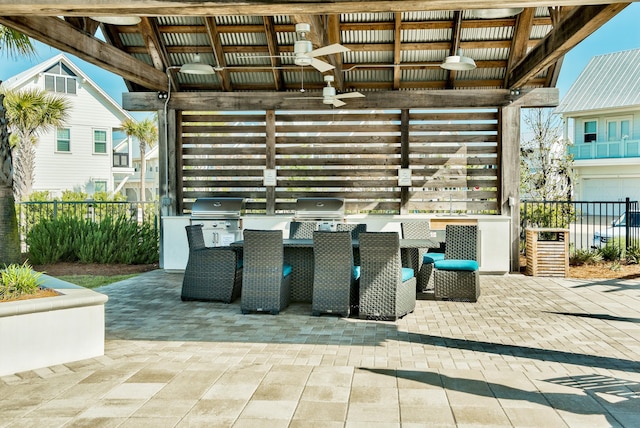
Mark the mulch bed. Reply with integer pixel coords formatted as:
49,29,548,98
31,262,159,277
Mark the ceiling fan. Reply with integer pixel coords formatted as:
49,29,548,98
288,75,365,107
241,23,349,73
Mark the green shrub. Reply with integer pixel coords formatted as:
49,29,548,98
570,249,602,266
625,246,640,265
25,216,77,264
0,262,43,301
598,244,622,262
26,215,159,265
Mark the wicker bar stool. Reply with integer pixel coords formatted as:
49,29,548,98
181,224,243,303
240,229,292,314
433,225,480,302
358,232,416,320
311,231,358,317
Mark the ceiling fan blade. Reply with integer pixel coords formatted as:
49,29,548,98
310,58,335,73
308,43,350,58
284,96,324,100
335,92,365,99
332,99,347,107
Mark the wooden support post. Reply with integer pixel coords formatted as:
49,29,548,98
400,109,410,215
266,110,276,215
499,105,521,272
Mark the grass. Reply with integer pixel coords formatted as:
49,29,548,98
56,274,139,289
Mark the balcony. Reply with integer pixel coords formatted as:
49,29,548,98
569,138,640,160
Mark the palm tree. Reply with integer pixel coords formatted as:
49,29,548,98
121,118,158,202
2,88,70,201
0,25,35,265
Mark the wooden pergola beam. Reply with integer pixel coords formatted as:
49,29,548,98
0,1,629,16
263,16,285,91
507,3,629,89
124,88,559,111
0,16,168,92
204,17,233,92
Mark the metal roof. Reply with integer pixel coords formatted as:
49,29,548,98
0,3,627,97
556,48,640,114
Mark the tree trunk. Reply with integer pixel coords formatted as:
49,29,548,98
0,186,21,265
140,144,146,202
0,92,22,265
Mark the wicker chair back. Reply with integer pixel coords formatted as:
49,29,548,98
312,231,356,317
289,221,317,239
444,225,478,261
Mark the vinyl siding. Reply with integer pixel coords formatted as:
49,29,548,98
12,75,128,197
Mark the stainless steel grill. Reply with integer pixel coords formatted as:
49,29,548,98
294,198,345,231
190,197,244,246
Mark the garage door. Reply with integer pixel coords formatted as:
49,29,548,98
582,177,640,202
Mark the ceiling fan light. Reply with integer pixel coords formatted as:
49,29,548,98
179,54,217,75
440,50,476,71
469,8,524,19
90,16,141,25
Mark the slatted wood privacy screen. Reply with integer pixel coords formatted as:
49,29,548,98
178,109,499,214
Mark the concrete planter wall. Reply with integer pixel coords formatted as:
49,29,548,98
0,275,108,376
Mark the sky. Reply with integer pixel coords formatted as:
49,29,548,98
1,4,639,110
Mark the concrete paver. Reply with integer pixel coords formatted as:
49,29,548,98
1,271,639,427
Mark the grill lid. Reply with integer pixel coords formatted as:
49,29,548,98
295,198,345,219
191,197,244,218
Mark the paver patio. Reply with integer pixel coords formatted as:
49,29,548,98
1,271,639,427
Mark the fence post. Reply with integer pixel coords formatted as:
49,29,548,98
625,197,631,250
53,200,58,220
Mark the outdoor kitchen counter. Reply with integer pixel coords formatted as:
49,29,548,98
162,214,510,274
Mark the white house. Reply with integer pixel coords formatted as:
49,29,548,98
115,140,159,202
2,53,136,198
556,48,640,203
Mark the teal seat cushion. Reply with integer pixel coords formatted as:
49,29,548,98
237,259,243,269
401,267,415,282
353,265,361,280
283,263,293,277
423,252,445,263
434,259,478,272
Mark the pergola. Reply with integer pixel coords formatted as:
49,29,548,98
0,1,631,271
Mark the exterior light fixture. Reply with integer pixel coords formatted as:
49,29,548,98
440,49,476,71
469,8,524,19
179,54,217,75
90,16,141,25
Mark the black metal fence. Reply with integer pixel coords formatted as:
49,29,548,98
521,198,640,258
17,200,159,249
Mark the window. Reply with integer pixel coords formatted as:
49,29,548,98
94,130,107,154
584,120,597,143
43,62,78,94
94,181,107,192
606,117,631,141
56,128,71,152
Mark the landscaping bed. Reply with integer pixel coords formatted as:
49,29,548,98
32,262,159,277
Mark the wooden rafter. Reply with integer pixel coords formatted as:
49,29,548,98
393,13,402,90
327,14,344,91
507,3,629,89
445,10,463,89
204,17,232,92
504,8,535,88
263,16,284,91
0,15,167,91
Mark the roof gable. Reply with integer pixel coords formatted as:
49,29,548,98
2,53,133,122
556,48,640,115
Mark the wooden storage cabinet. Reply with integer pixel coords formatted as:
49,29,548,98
526,228,569,277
